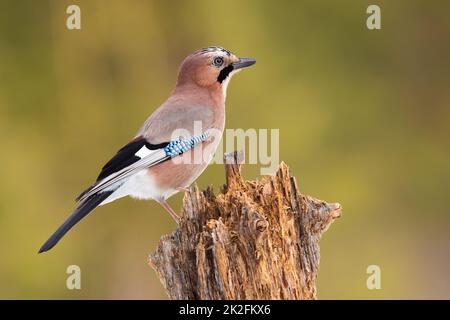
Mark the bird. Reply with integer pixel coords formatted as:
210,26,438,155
39,46,256,253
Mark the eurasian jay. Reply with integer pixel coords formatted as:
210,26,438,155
39,47,256,253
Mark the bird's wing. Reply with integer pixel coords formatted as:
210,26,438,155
76,131,210,204
96,136,170,182
76,104,215,203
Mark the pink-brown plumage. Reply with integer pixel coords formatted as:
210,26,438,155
39,47,255,253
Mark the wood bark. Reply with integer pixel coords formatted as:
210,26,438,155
148,151,341,300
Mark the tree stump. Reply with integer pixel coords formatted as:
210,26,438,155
148,151,341,300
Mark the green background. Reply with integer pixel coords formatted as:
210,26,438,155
0,0,449,299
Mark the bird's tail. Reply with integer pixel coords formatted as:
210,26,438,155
38,191,113,253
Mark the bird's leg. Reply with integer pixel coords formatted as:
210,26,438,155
176,186,190,193
158,199,180,224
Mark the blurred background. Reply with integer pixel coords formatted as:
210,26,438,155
0,0,449,299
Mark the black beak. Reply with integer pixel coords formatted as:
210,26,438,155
232,57,256,70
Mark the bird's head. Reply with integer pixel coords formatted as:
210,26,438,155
176,46,256,93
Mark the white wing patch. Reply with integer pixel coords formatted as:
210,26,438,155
78,149,169,204
135,145,153,158
79,130,212,205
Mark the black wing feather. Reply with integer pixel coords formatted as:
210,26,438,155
75,136,169,202
97,137,168,181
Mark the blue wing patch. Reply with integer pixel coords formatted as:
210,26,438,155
164,131,209,157
76,131,210,203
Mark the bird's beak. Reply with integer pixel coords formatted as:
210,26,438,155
232,57,256,70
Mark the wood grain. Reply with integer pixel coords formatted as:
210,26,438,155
149,151,341,300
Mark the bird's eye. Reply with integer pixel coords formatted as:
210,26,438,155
213,57,224,67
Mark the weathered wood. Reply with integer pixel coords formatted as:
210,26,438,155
148,151,341,300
